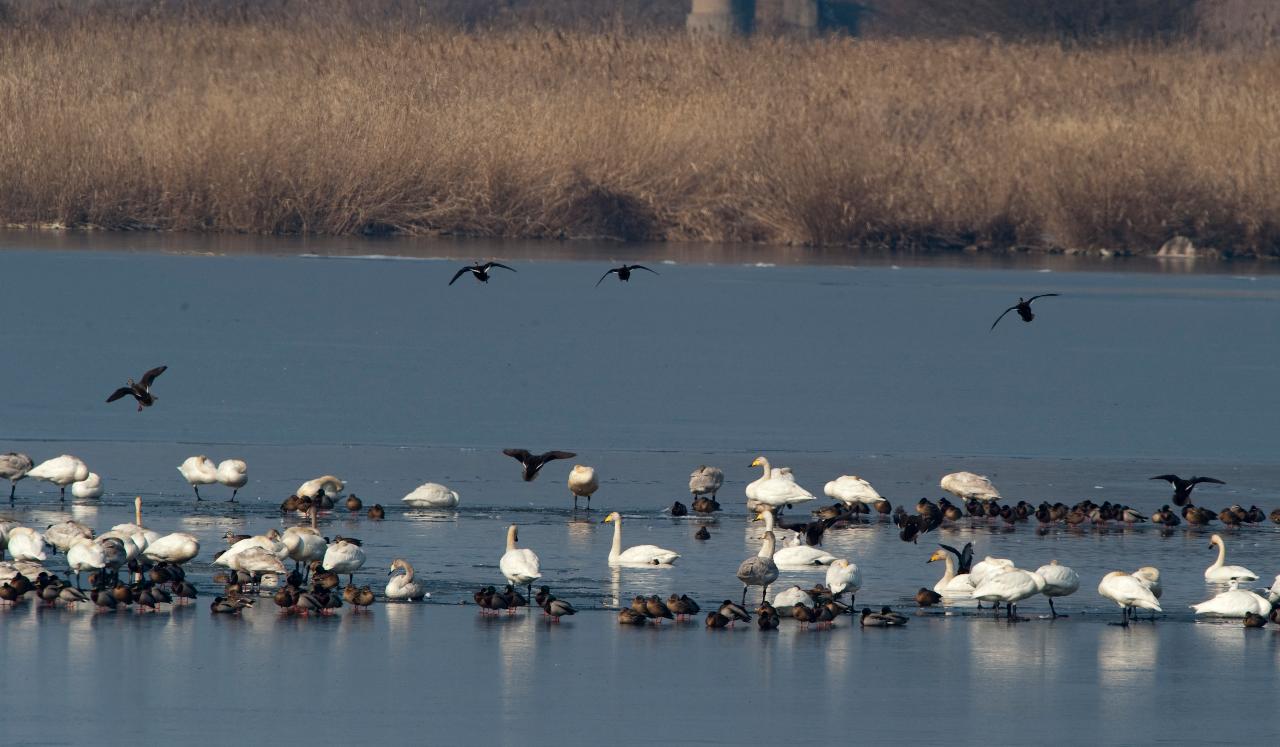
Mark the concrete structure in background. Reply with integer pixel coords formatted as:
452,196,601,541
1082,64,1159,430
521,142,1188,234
687,0,822,37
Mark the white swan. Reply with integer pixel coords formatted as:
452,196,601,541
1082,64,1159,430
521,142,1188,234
746,456,816,511
825,558,862,601
109,497,161,552
5,527,48,562
1204,534,1257,582
297,475,345,499
755,511,834,567
567,465,598,510
499,524,541,600
970,568,1045,618
44,520,93,553
736,527,779,606
1191,580,1272,618
218,529,288,566
1035,560,1080,617
386,558,426,601
71,472,103,499
27,455,89,500
226,546,287,575
689,465,724,499
144,532,201,565
771,585,815,611
0,452,33,501
1098,571,1163,625
216,459,248,502
177,456,218,500
940,471,1001,502
66,537,106,586
968,555,1014,588
602,512,679,566
321,537,366,583
823,475,884,506
928,548,976,595
402,482,460,508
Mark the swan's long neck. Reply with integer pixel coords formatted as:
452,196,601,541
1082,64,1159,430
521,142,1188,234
757,458,771,480
941,554,956,583
134,497,142,527
759,510,775,533
506,526,518,552
1212,538,1226,568
401,562,415,583
759,531,776,560
610,518,622,560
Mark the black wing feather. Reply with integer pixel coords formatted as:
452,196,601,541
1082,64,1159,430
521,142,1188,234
106,387,133,403
989,305,1018,331
629,265,659,275
595,269,618,287
485,262,517,273
1190,476,1225,486
1026,293,1060,303
139,365,167,388
1150,475,1179,484
448,267,471,286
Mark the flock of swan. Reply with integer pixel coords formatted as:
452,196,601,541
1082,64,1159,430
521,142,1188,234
3,448,1280,629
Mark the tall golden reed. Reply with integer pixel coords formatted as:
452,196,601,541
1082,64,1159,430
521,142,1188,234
0,19,1276,255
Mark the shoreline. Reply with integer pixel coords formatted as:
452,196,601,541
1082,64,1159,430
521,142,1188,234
1,227,1275,275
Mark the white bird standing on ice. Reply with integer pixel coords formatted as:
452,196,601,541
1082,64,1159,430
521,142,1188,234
499,524,541,603
823,475,884,507
177,456,218,501
1098,571,1162,626
216,459,248,502
27,455,89,502
1035,560,1080,617
939,471,1001,502
567,465,598,510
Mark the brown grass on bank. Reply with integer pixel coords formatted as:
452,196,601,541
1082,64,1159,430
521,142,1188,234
0,20,1277,255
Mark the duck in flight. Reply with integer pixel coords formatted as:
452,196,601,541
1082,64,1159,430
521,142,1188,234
448,261,516,286
595,264,658,287
1151,474,1225,507
502,449,577,482
990,294,1059,330
106,365,168,411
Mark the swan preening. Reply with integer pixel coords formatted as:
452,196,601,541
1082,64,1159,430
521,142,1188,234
1,452,33,501
567,465,598,510
1204,534,1257,582
1191,580,1272,618
177,456,217,500
402,482,460,508
688,465,723,501
386,559,426,601
1098,571,1163,625
823,475,884,507
27,455,89,501
746,456,816,512
603,512,679,566
297,475,345,499
970,568,1046,620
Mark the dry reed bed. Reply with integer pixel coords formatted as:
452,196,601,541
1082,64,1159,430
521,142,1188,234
0,22,1277,254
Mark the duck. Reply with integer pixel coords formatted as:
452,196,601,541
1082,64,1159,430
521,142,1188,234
824,559,862,605
543,596,577,621
746,456,816,512
689,465,724,501
0,452,33,502
618,608,648,626
719,599,751,624
502,449,577,482
449,260,517,286
670,501,688,517
989,294,1059,330
704,611,731,628
602,512,679,565
757,609,780,631
1098,571,1163,626
793,602,816,627
215,459,248,502
694,526,710,541
916,588,942,607
27,455,89,502
70,473,103,500
1244,611,1269,628
735,526,779,606
345,495,363,512
367,504,385,520
644,595,674,623
928,546,976,596
1150,474,1224,507
402,482,460,508
1035,560,1080,617
1204,534,1257,582
105,365,167,410
351,586,375,611
939,471,1001,502
567,465,599,510
823,475,885,507
176,456,218,501
499,524,540,603
970,568,1046,621
595,264,658,286
667,594,700,619
1191,580,1273,618
385,558,425,601
322,537,367,586
755,511,834,567
691,496,721,514
860,607,906,627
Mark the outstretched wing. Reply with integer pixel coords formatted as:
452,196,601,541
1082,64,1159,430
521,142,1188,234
1149,475,1179,484
485,262,517,273
448,267,471,286
989,305,1018,331
540,450,577,462
1190,476,1225,486
629,265,659,276
106,387,133,403
1027,293,1060,304
594,269,618,287
140,365,167,388
503,448,532,462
